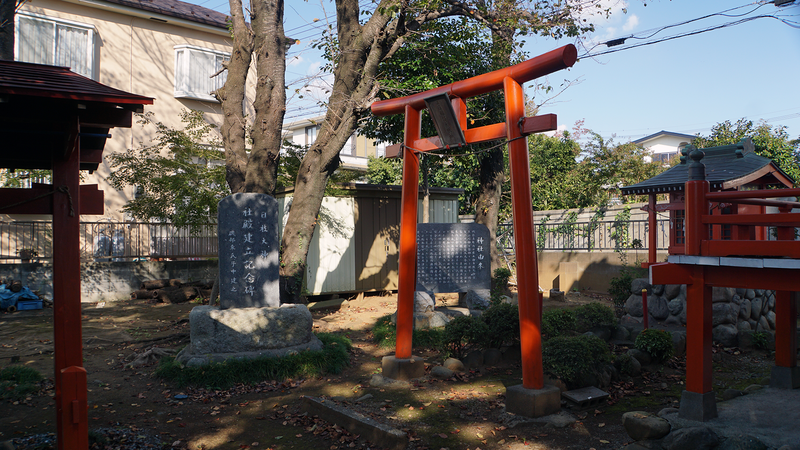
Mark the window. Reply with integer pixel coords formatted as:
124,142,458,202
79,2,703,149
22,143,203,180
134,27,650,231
15,13,95,79
674,209,685,245
305,125,320,146
174,45,228,102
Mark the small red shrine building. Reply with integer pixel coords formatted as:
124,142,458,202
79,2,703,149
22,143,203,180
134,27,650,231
621,139,794,265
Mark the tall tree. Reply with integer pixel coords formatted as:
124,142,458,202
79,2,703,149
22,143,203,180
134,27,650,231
693,119,800,184
0,0,26,60
221,0,614,303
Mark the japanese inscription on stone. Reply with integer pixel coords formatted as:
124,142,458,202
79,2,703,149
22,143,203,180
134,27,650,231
416,223,491,293
218,193,280,309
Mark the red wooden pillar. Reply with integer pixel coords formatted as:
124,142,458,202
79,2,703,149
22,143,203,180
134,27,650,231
52,118,88,449
774,217,797,373
504,76,543,390
395,105,421,359
685,266,713,395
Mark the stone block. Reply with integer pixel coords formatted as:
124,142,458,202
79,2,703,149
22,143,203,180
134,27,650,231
621,411,671,441
381,355,425,380
679,390,717,422
302,397,407,450
504,384,561,418
770,366,800,389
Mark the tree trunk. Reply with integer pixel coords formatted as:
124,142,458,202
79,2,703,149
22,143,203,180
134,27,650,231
0,1,16,61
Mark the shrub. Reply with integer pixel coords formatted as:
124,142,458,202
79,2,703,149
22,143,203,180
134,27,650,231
541,308,576,339
615,353,635,376
441,316,489,359
371,314,446,349
751,331,771,351
490,267,513,305
543,334,611,389
156,333,352,388
574,302,616,332
481,302,519,348
0,365,44,400
608,265,647,307
635,328,674,362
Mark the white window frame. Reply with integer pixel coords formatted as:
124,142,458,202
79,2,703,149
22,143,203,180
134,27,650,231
174,45,229,102
15,12,96,79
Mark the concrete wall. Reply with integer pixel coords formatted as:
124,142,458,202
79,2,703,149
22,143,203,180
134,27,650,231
0,260,217,303
537,250,670,294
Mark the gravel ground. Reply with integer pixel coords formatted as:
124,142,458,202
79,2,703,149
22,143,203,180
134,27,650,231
12,427,171,449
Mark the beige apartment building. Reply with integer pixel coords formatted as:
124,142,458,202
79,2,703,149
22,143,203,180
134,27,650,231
12,0,248,219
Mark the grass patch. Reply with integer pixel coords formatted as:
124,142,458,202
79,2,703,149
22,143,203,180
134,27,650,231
155,333,352,389
0,365,44,400
371,314,445,350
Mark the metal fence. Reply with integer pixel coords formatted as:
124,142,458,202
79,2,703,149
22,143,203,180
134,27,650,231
497,219,670,252
0,221,218,263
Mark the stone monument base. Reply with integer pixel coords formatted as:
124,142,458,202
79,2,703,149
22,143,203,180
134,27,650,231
770,366,800,389
679,390,717,422
504,384,561,418
176,304,322,367
382,355,425,380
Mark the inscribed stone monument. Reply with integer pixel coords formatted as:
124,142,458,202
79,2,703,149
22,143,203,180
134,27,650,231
416,223,491,293
218,193,280,309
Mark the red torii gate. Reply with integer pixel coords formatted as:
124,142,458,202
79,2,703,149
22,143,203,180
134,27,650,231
0,61,152,449
651,148,800,421
371,45,576,416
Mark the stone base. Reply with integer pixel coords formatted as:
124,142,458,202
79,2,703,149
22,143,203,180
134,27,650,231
770,366,800,389
176,304,322,367
381,355,425,380
679,390,717,422
504,384,561,418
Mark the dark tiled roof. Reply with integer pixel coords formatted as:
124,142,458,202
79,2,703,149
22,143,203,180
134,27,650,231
621,140,791,195
0,60,153,104
102,0,229,29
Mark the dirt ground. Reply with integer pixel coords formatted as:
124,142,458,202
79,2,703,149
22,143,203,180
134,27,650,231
0,291,776,450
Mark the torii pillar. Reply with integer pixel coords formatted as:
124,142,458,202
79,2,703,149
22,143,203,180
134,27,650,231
371,45,577,417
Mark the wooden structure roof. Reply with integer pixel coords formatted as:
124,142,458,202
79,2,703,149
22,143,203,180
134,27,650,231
620,139,793,195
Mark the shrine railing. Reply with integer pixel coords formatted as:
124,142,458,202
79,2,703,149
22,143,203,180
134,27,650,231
497,218,670,252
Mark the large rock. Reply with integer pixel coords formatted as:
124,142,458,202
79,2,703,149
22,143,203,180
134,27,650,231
756,316,771,332
712,303,738,327
766,311,776,329
744,289,756,300
625,294,644,317
631,278,651,295
652,284,665,296
671,331,687,357
750,297,763,321
177,305,322,367
464,289,491,310
664,284,682,300
621,411,671,441
739,299,752,320
712,287,736,303
414,290,435,312
667,298,683,316
712,323,738,347
648,295,670,321
390,311,451,329
628,348,651,366
662,426,720,450
717,435,768,450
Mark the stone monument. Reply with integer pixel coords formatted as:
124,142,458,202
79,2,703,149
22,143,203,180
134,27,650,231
176,193,321,367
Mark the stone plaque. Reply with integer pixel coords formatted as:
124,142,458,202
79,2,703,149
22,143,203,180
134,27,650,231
218,193,280,309
416,223,491,293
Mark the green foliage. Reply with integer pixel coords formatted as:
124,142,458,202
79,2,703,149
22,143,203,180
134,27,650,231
751,331,771,351
370,315,445,350
608,265,647,308
693,119,800,184
107,110,229,231
543,334,611,389
635,329,674,363
541,308,576,339
615,353,636,376
480,302,519,348
155,333,351,388
610,206,632,252
490,267,513,305
365,155,403,185
441,316,489,359
573,302,616,332
0,365,43,400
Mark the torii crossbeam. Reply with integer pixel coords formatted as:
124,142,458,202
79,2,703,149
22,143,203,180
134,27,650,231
371,45,577,416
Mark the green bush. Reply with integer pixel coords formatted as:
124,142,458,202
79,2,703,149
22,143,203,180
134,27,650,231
574,302,616,332
0,365,44,400
608,266,646,307
481,302,519,348
156,333,351,389
615,353,635,376
543,334,611,389
635,329,674,362
371,314,445,349
442,316,489,359
490,267,513,305
541,308,576,339
751,331,771,350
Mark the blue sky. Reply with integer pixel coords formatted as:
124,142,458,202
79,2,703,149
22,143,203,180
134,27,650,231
190,0,800,142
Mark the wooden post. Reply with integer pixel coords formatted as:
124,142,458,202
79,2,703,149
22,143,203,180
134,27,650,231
774,214,797,370
648,194,657,265
684,148,708,257
686,266,713,395
395,105,421,360
52,117,88,449
504,76,543,390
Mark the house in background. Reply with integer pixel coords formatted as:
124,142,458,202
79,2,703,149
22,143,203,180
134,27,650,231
633,130,697,164
11,0,253,220
282,116,389,171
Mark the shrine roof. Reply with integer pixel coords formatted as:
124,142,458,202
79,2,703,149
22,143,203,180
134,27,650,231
621,139,793,195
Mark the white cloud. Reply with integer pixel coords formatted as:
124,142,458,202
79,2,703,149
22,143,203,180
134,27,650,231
623,15,639,32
